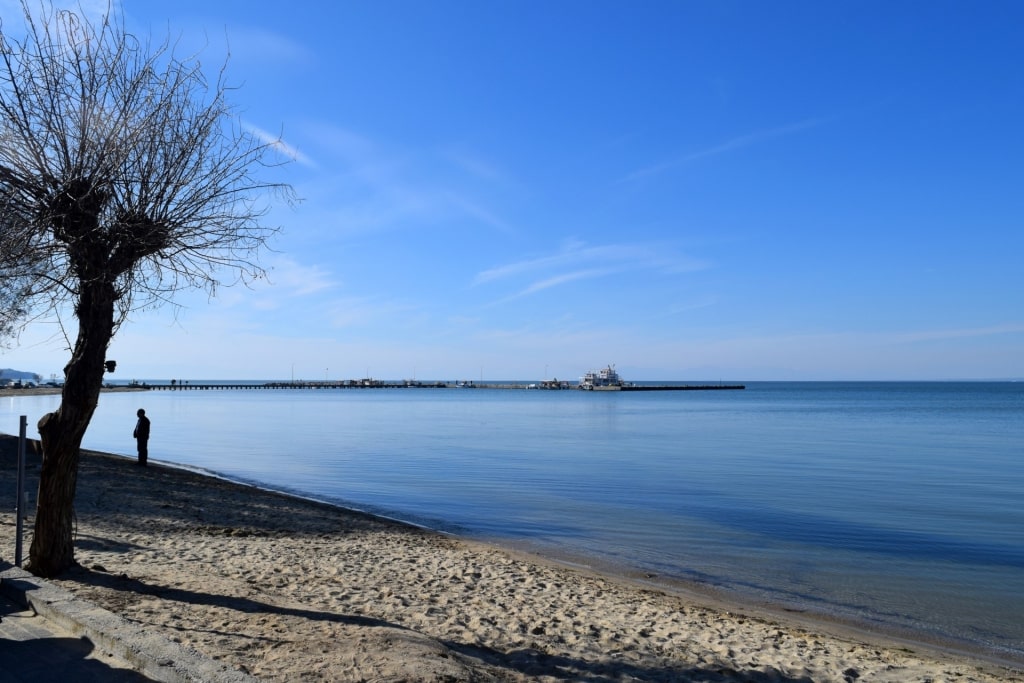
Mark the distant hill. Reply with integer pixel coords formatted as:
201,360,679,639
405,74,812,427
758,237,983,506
0,368,42,382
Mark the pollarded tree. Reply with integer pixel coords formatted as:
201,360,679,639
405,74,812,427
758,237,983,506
0,2,292,577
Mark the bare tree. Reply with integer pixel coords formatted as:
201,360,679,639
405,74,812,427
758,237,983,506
0,240,32,342
0,178,41,341
0,2,291,576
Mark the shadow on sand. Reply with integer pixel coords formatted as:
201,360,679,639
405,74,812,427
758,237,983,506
5,437,824,682
64,560,819,682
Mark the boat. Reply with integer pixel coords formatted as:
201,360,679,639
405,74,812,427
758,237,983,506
578,365,630,391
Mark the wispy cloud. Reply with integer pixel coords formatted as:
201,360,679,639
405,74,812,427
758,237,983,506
476,240,707,284
0,1,120,42
443,191,511,233
265,257,336,296
505,268,618,302
324,295,418,330
889,323,1024,344
12,0,120,21
443,150,508,183
660,296,719,317
245,123,316,168
221,26,314,65
294,123,510,235
474,240,710,303
621,118,823,183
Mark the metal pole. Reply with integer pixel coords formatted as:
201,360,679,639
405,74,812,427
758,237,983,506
15,415,27,567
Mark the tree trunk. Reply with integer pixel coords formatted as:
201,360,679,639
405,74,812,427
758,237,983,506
27,280,116,578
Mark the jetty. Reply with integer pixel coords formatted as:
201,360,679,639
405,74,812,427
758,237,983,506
145,381,447,391
620,384,745,391
137,381,744,391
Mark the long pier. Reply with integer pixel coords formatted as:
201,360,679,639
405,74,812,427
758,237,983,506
621,384,745,391
140,381,745,391
146,381,451,390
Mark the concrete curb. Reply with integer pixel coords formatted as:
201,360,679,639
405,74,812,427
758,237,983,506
1,563,258,683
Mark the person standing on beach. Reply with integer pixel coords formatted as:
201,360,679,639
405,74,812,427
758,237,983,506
133,408,151,466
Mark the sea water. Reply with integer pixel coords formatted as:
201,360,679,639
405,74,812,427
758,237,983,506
2,381,1022,662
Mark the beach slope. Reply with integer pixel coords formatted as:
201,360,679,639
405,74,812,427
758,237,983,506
1,436,1019,681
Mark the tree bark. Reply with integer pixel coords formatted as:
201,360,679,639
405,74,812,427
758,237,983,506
27,280,116,577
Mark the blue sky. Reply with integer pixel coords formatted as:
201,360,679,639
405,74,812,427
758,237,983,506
5,0,1023,381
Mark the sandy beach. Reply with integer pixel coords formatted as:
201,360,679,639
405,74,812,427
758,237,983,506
1,434,1020,682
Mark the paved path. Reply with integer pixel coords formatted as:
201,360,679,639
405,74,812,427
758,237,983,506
0,590,151,682
1,562,257,683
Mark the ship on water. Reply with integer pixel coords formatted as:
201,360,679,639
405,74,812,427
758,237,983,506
578,365,629,391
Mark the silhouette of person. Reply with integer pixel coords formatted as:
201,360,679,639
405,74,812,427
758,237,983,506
133,408,150,466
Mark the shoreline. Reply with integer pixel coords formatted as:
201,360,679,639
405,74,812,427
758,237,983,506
0,386,145,398
156,454,1024,671
1,436,1020,681
106,451,1023,669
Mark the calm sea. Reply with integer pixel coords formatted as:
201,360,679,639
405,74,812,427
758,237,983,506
3,381,1022,662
